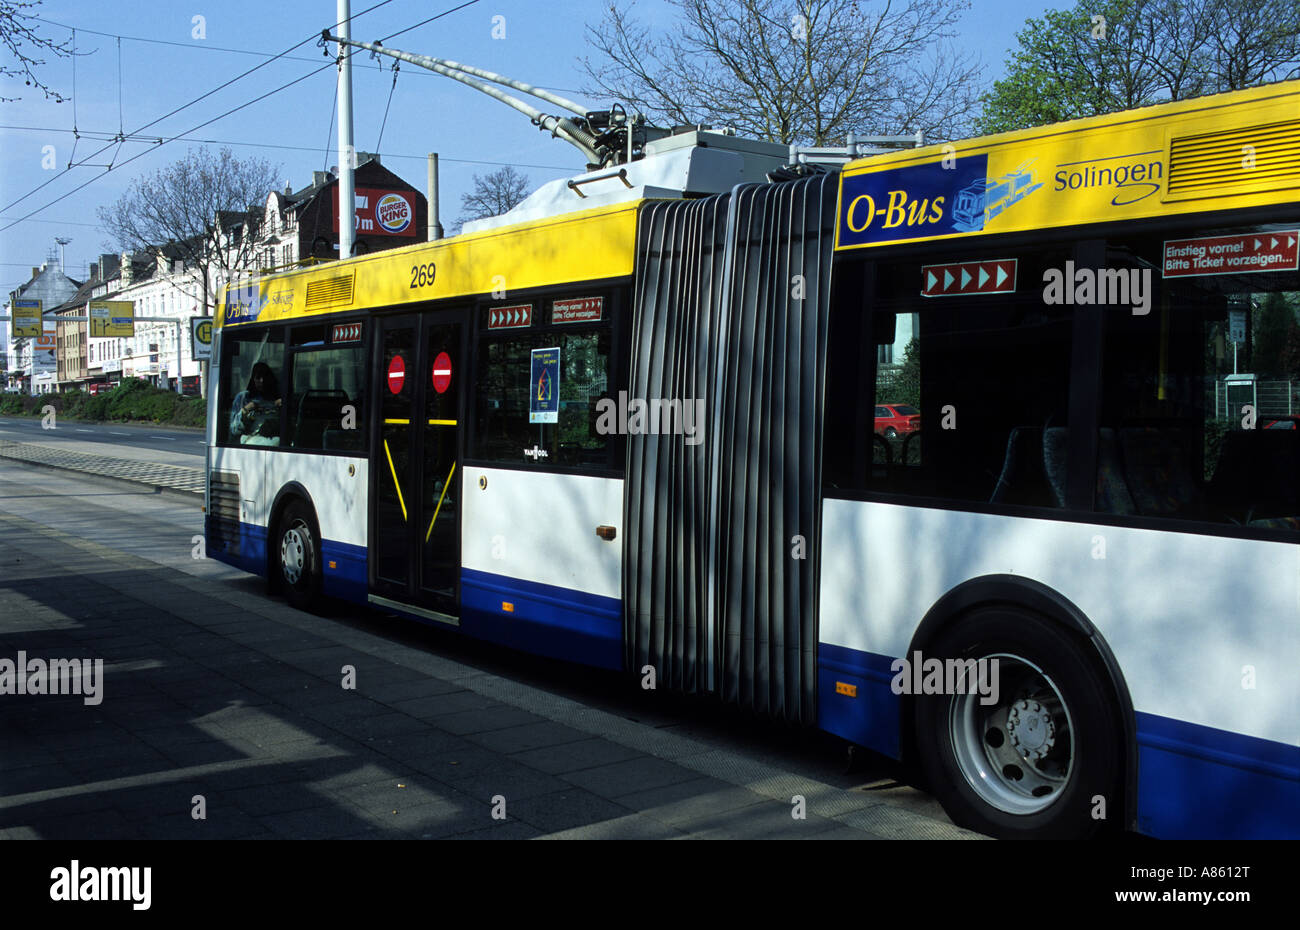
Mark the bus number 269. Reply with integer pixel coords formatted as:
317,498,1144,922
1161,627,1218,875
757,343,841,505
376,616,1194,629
410,262,437,289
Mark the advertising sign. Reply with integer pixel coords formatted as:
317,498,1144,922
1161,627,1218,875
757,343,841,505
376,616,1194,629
333,188,418,238
32,321,57,373
529,347,560,424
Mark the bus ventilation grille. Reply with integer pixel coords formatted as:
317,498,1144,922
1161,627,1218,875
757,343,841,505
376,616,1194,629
305,274,356,309
1167,120,1300,196
208,470,241,555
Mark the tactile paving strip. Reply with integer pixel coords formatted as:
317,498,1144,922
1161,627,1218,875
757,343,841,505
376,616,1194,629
0,440,204,495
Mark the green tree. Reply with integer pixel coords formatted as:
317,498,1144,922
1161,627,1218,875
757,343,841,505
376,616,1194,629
977,0,1300,134
883,337,921,410
1252,292,1295,377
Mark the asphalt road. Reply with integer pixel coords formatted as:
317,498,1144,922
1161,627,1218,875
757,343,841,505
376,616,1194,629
0,415,205,463
0,460,967,840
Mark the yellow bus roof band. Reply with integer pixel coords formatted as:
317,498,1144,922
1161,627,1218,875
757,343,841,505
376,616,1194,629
217,201,639,327
835,82,1300,252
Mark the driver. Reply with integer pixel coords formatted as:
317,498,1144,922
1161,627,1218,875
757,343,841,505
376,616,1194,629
230,361,282,445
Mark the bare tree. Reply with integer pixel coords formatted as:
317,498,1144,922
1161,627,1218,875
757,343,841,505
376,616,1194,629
97,147,281,315
1204,0,1300,90
582,0,982,145
456,166,530,230
1,0,70,102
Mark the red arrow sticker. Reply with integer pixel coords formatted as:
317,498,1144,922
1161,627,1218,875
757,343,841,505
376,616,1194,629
921,259,1017,297
332,322,362,343
387,354,406,395
487,304,533,329
1163,231,1299,278
431,351,452,394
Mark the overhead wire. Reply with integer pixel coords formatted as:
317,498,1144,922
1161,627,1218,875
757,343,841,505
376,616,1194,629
1,0,402,215
1,0,504,239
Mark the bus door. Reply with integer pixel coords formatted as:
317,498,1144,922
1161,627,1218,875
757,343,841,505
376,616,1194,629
371,311,465,622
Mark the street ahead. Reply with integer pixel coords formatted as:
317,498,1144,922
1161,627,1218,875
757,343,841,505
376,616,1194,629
0,456,969,840
0,417,204,465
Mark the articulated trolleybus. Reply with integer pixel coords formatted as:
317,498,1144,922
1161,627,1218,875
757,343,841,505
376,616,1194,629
208,80,1300,840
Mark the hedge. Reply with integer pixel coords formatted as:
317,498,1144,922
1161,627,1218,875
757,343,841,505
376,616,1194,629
0,378,206,427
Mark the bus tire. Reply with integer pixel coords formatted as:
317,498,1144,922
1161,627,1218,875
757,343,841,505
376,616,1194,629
913,607,1120,839
276,499,322,612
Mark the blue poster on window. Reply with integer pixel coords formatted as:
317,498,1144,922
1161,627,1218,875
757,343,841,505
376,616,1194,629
529,347,560,424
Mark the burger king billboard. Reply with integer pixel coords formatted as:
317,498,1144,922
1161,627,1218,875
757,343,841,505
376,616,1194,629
334,187,418,238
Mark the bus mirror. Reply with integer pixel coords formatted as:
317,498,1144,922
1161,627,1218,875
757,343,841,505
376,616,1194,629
872,312,897,346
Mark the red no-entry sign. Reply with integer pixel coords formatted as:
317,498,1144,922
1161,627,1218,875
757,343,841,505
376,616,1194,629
387,354,406,394
431,351,453,394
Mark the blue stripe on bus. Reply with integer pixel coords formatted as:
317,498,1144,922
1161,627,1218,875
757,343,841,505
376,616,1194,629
816,643,901,760
205,518,268,577
206,520,367,602
817,642,1300,839
1134,712,1300,840
460,568,623,671
321,538,367,602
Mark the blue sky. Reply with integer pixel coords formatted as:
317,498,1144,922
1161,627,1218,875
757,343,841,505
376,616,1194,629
0,0,1058,296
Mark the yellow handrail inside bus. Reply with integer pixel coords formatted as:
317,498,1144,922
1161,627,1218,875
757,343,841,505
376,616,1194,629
425,461,457,543
382,438,407,521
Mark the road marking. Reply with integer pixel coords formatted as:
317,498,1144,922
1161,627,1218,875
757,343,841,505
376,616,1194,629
149,436,176,441
76,429,92,432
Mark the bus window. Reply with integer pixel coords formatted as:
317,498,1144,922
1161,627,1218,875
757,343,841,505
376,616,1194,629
1099,227,1299,534
473,326,612,469
219,330,285,447
286,344,366,452
832,245,1075,507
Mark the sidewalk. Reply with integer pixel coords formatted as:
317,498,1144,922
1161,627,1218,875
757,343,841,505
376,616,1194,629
0,504,980,840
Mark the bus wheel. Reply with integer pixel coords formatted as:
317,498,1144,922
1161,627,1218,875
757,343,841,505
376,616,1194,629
277,500,322,612
914,608,1120,839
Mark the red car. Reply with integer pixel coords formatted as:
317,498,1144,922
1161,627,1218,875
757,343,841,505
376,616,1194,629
875,403,920,439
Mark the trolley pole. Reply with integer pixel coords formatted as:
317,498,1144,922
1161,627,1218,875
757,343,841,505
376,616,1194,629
337,0,356,260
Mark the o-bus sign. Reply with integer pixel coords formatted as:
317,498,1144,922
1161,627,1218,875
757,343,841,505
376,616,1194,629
431,351,452,394
387,354,406,394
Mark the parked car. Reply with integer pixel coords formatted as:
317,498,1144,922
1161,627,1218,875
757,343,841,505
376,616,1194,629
1262,416,1299,430
875,403,921,439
